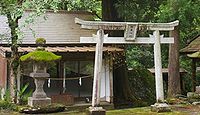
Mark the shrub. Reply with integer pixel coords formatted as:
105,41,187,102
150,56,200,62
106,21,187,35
0,100,17,111
17,83,33,105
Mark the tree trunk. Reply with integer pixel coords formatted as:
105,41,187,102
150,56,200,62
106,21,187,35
9,61,16,102
168,26,181,97
113,56,139,107
102,0,123,37
102,0,119,21
7,13,20,103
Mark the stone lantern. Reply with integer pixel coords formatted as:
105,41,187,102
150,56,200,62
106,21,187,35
28,63,50,106
20,38,61,107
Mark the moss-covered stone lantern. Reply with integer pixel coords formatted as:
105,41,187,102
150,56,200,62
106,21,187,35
20,38,61,107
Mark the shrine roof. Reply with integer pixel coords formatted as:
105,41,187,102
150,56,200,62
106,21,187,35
180,35,200,54
0,46,124,58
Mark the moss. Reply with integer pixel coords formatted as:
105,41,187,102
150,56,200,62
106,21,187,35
189,37,200,45
36,38,46,45
113,67,156,108
166,98,189,105
187,52,200,58
127,68,156,105
19,104,65,114
107,107,188,115
20,50,61,62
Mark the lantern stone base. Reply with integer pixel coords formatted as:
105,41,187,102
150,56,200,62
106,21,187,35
88,106,106,115
28,97,51,107
151,103,171,112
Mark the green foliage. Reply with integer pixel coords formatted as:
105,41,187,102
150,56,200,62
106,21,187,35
3,89,11,102
0,100,17,111
114,0,199,71
20,50,61,62
179,56,193,93
17,83,33,105
114,0,166,68
115,0,165,22
58,0,102,19
113,0,200,71
0,89,17,110
60,0,100,11
114,67,155,108
156,0,200,47
127,68,156,105
126,46,154,68
155,0,200,92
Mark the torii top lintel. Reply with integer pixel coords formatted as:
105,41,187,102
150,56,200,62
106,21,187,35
75,18,179,31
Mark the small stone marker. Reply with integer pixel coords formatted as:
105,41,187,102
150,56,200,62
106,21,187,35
151,103,171,112
196,86,200,93
187,92,200,105
89,106,106,115
187,92,200,99
192,102,200,105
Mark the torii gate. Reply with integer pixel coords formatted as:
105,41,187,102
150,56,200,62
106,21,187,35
75,18,179,107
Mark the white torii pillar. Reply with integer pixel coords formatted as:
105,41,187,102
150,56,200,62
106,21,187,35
92,29,104,107
152,30,164,102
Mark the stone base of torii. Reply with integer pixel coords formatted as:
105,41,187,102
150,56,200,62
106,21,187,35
75,18,179,113
89,107,106,115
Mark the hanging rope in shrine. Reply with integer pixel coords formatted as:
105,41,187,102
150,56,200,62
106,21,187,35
45,75,92,81
46,75,92,88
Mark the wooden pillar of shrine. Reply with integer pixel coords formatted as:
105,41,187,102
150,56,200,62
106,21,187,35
192,59,197,92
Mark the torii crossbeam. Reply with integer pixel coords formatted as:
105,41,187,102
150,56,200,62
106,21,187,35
75,18,179,107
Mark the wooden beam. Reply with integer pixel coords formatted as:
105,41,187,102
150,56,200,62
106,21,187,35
75,18,179,31
80,36,174,44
